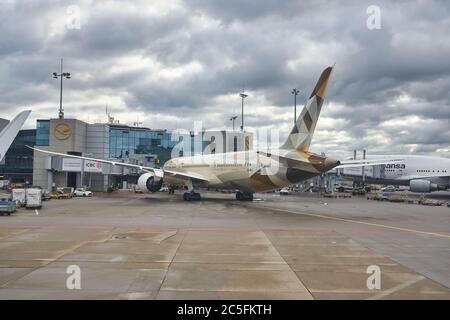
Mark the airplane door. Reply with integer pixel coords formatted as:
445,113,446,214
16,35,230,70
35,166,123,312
396,163,405,177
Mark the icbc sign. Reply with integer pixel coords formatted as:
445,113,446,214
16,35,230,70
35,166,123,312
84,160,103,173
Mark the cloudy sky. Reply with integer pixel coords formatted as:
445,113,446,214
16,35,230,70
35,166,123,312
1,0,449,159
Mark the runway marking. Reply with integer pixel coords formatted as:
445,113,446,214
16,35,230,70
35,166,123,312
0,224,335,232
249,204,450,239
367,275,425,300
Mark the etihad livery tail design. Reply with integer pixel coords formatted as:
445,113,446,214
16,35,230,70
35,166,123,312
0,110,31,162
281,66,333,152
31,66,401,201
247,66,337,192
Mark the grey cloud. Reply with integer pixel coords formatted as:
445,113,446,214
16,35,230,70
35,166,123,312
0,0,449,157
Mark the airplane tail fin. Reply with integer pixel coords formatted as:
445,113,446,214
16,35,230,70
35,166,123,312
280,65,334,152
0,110,31,162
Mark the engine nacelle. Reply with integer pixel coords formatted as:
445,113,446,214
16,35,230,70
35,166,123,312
137,172,163,192
409,179,438,193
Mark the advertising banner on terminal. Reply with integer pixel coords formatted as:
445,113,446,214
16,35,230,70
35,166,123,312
62,158,103,173
84,160,103,173
62,158,82,172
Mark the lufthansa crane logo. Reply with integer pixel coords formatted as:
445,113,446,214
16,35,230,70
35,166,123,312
54,123,72,140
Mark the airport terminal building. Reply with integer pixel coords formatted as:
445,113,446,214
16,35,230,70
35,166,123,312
31,118,167,191
0,128,36,184
21,118,253,192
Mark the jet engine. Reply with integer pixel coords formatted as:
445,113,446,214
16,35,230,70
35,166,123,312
409,179,438,193
137,172,163,192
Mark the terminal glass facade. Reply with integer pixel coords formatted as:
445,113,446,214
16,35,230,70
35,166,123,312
36,120,50,146
109,127,177,164
0,129,36,183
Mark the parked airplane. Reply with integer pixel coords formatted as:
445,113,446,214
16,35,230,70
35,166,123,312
30,66,400,201
0,110,31,162
338,155,450,193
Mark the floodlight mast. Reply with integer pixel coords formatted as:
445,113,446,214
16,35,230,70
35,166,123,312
239,93,248,131
291,88,300,124
53,58,71,119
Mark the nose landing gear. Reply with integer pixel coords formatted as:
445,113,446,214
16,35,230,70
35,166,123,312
236,191,253,201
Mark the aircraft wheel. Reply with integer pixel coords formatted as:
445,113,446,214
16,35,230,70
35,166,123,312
184,192,201,201
236,192,253,201
193,192,201,201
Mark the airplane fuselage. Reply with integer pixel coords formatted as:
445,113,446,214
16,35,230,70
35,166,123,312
341,155,450,189
164,149,339,192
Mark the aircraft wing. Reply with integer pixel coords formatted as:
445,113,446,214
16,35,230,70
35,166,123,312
29,146,208,182
163,170,209,182
335,158,404,169
0,110,31,162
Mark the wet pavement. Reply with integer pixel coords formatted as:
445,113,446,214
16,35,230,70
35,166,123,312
0,190,449,299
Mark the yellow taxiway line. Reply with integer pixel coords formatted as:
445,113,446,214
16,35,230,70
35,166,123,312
249,204,450,239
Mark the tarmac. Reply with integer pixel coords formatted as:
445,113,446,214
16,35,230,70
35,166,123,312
0,190,449,299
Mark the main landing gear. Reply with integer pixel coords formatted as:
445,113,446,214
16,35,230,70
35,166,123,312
183,180,201,201
183,191,201,201
236,191,253,201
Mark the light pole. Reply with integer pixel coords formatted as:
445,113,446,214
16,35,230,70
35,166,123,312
53,58,71,119
239,93,248,131
291,88,299,124
230,116,237,131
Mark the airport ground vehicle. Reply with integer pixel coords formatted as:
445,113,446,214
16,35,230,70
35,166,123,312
279,188,291,195
51,190,72,200
73,188,93,197
335,185,352,193
12,188,26,207
0,199,16,215
352,187,366,195
25,188,42,209
373,192,390,201
381,185,396,192
41,189,51,201
57,187,74,196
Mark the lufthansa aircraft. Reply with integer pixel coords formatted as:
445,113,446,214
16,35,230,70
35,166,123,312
31,66,400,201
339,155,450,193
0,110,31,162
